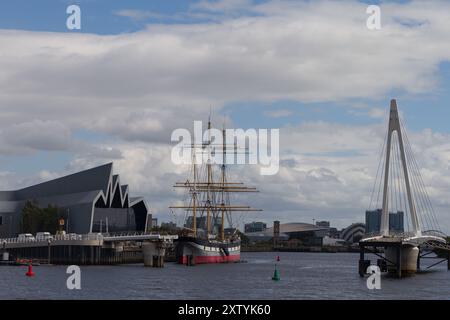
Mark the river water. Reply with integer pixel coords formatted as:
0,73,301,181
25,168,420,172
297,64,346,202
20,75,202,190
0,252,449,299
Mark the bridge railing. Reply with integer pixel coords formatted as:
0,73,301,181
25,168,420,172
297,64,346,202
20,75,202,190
0,231,175,245
362,230,448,240
362,231,420,239
0,233,104,244
422,230,448,238
101,231,165,237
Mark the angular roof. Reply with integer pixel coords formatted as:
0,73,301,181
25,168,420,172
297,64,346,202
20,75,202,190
0,163,145,210
15,163,113,199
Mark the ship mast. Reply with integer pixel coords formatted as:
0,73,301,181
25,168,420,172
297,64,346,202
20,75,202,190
220,126,226,241
206,118,212,238
192,146,198,238
170,119,262,240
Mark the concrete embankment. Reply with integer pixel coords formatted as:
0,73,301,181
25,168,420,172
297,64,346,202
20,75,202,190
241,245,360,253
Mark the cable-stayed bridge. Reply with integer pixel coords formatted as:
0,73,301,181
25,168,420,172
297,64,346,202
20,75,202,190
359,99,450,277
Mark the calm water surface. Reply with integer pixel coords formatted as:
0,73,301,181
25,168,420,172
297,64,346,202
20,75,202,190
0,252,449,299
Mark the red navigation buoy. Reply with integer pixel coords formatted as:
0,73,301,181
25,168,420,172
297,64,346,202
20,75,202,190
25,263,35,277
276,255,280,262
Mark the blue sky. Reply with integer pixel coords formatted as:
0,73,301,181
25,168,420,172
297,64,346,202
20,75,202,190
0,0,268,34
1,0,450,231
0,0,191,34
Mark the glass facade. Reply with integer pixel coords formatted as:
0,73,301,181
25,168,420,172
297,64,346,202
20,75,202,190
365,209,404,234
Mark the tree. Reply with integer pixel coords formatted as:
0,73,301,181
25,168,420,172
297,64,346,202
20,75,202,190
21,200,60,234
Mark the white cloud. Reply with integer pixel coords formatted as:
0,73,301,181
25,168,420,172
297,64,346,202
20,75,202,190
2,119,449,233
0,120,72,155
1,0,450,133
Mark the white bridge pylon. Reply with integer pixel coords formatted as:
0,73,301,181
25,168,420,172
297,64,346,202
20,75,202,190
364,99,446,245
381,100,421,237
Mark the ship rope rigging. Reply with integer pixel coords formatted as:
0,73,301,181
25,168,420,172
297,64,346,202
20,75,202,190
170,117,262,241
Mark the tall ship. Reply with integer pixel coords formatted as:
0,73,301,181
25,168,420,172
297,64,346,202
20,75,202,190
170,119,261,265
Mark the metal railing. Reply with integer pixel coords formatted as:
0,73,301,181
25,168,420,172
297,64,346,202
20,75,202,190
362,230,448,239
1,231,177,245
0,233,103,244
102,231,178,241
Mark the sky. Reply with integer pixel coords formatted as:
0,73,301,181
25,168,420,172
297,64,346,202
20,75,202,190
1,0,450,233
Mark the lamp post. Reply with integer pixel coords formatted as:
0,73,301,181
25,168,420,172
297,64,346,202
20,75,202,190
67,208,70,233
2,241,7,262
47,238,52,264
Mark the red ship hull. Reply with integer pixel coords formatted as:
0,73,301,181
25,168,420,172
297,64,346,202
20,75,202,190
176,236,241,265
178,253,240,265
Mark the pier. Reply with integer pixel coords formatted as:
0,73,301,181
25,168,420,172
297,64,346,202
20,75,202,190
359,236,450,278
0,232,177,266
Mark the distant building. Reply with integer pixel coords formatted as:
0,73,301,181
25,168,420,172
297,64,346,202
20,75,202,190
340,223,365,243
245,222,328,246
0,163,149,237
322,236,347,246
185,216,222,232
224,228,238,236
389,211,404,233
273,220,280,245
146,214,153,230
244,221,267,233
365,209,404,234
313,220,341,238
161,222,178,230
327,227,340,238
315,221,330,228
151,218,158,228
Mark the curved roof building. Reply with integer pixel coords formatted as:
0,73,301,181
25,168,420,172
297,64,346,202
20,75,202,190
0,163,149,237
245,222,329,246
340,223,365,243
264,222,328,234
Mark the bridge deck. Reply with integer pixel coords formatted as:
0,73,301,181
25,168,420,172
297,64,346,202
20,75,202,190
1,233,178,249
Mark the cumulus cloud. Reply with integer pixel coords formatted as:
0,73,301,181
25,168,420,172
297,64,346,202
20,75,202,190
0,120,72,155
11,117,443,233
1,0,450,138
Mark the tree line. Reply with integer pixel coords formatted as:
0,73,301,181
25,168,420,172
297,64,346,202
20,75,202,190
20,200,62,234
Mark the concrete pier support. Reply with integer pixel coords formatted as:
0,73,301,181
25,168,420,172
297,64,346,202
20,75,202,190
385,245,418,276
448,251,450,270
142,242,166,267
358,244,370,277
417,252,420,271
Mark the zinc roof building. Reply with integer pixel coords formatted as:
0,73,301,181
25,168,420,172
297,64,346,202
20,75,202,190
0,163,150,237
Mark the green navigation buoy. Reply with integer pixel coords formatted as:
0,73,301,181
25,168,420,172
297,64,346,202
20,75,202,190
272,265,280,281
